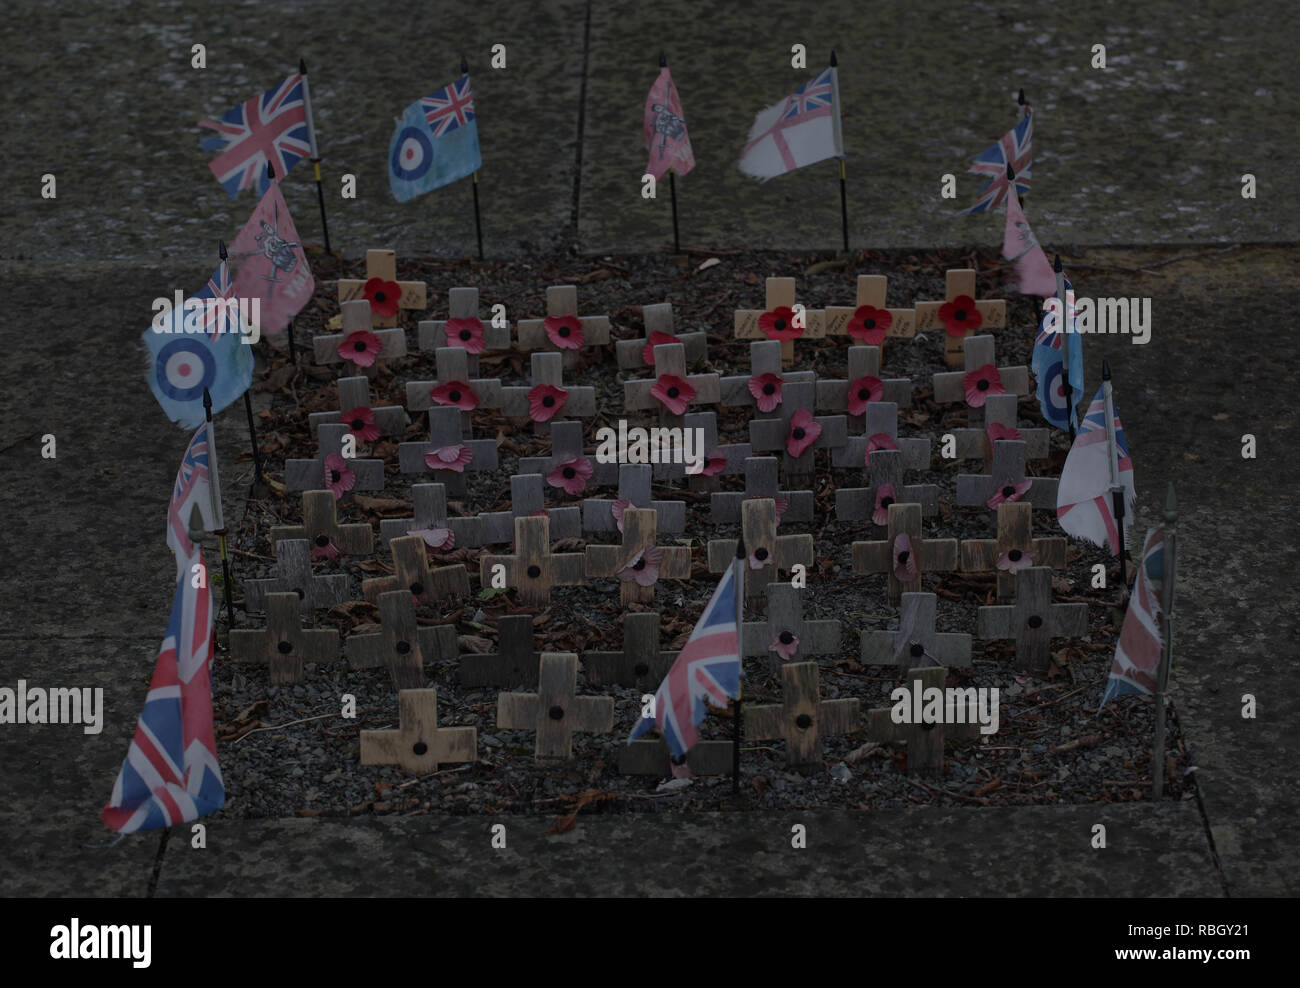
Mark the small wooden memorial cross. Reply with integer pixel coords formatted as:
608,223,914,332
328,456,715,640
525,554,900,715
404,346,504,434
308,375,408,439
860,593,971,669
418,286,511,376
836,448,940,523
720,340,815,415
285,423,385,493
623,341,721,428
743,582,841,676
270,489,374,558
397,406,499,496
832,400,931,471
956,439,1058,513
360,689,476,773
959,502,1067,602
346,590,459,691
825,274,917,344
914,269,1006,367
516,419,619,487
337,248,427,328
615,302,708,370
230,592,339,685
931,334,1030,427
582,463,686,534
495,652,614,761
947,393,1050,466
656,410,751,489
379,482,483,548
733,276,826,365
852,502,958,602
478,472,582,544
314,300,407,377
747,380,847,487
708,497,813,601
500,351,598,436
865,666,980,775
976,566,1088,676
516,285,611,368
584,507,692,605
479,515,586,608
815,345,913,429
710,455,813,525
581,611,679,689
458,613,541,689
244,538,348,614
745,661,860,772
361,534,471,607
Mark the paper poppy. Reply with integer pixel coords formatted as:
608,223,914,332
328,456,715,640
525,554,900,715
866,433,899,456
768,630,801,662
544,314,584,350
650,374,696,416
339,405,380,442
847,375,884,415
786,409,821,457
323,453,355,499
987,422,1023,444
424,444,473,473
641,331,678,366
528,384,569,422
872,484,897,527
759,306,803,342
892,533,918,582
338,330,383,368
996,547,1037,572
745,493,788,524
619,546,663,588
610,499,633,533
431,380,479,411
987,479,1032,509
963,364,1006,408
748,373,783,413
413,528,455,553
847,305,891,345
310,535,340,563
363,277,402,318
748,546,773,570
444,317,486,354
546,455,593,495
938,295,983,338
686,451,728,477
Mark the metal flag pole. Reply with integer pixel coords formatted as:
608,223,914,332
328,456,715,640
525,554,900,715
1152,482,1178,798
463,55,485,261
202,388,236,631
221,238,265,487
732,531,746,793
1054,254,1076,441
660,53,682,255
299,58,332,255
1017,87,1028,122
1101,358,1128,596
830,50,848,253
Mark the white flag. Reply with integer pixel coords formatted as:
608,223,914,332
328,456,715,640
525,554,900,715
738,66,842,181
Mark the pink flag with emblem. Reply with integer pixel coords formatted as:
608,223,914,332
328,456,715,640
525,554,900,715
644,67,695,181
229,180,314,336
1002,191,1056,297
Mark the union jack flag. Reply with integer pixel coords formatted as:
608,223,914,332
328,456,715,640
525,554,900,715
781,68,834,119
628,565,741,758
191,259,237,341
199,73,311,198
1099,527,1169,709
166,423,218,579
960,107,1033,214
738,66,842,181
420,75,476,138
1056,384,1136,554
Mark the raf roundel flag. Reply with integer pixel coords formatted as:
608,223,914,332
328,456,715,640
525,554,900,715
389,74,481,203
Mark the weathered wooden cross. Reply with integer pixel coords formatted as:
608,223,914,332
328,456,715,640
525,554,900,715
708,497,813,601
615,302,708,370
379,482,483,549
976,566,1088,676
404,346,504,435
815,345,913,433
852,502,958,602
230,592,339,685
478,515,586,608
457,613,541,689
396,406,499,496
733,276,826,365
516,419,619,488
337,248,427,328
244,538,348,614
361,534,471,607
836,448,940,524
346,589,459,691
623,341,721,428
946,393,1050,467
360,689,476,773
825,274,917,346
584,507,692,605
743,582,841,676
652,410,752,489
315,299,407,377
914,269,1006,367
581,463,686,534
719,340,815,416
959,502,1067,602
478,472,582,544
285,423,385,493
710,455,813,525
832,400,931,471
418,286,511,376
500,351,599,436
269,489,374,558
931,334,1030,427
748,380,847,488
495,652,614,761
956,439,1059,513
308,375,408,439
516,285,611,368
745,661,860,772
581,611,679,689
865,666,981,775
860,592,971,669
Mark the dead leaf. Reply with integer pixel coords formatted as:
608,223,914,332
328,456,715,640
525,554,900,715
352,495,410,515
845,741,881,764
457,634,492,653
696,257,721,273
546,789,616,834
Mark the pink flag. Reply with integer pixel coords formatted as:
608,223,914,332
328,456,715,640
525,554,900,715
1002,192,1056,298
229,180,314,336
643,68,695,181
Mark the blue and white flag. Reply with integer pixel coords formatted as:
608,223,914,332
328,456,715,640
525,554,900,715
389,74,481,202
1032,277,1084,431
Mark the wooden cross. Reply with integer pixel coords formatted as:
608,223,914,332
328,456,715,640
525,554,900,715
710,455,813,525
270,489,374,558
478,515,586,607
852,502,958,602
379,482,483,548
619,737,734,777
418,286,511,376
516,419,619,488
314,299,407,378
346,589,459,691
745,661,860,772
396,406,499,496
360,689,476,773
914,269,1006,367
733,276,826,365
623,341,721,428
956,439,1059,513
361,534,471,607
230,592,339,685
308,375,408,439
337,248,427,328
584,507,692,605
285,422,385,493
959,502,1067,602
404,346,504,434
581,611,679,688
457,613,540,688
478,472,582,544
581,463,686,534
976,566,1088,676
865,666,981,775
500,351,598,436
860,593,971,669
832,401,931,470
653,410,752,489
615,302,708,370
244,538,348,614
719,340,815,414
747,380,847,487
743,582,841,676
931,334,1030,426
708,497,812,601
825,274,917,343
495,652,614,761
516,285,611,368
815,345,913,431
946,393,1050,466
836,448,940,523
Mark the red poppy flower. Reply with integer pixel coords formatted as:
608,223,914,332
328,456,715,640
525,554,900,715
650,374,696,416
424,444,473,473
872,484,897,527
413,528,455,552
323,453,355,499
847,375,884,415
745,494,788,524
338,330,383,368
444,317,486,354
892,533,917,582
686,451,728,477
987,479,1032,509
786,409,821,457
431,380,479,411
544,314,584,350
759,306,803,342
641,331,677,366
311,537,340,563
619,546,663,588
340,405,380,442
547,455,594,495
363,277,402,318
611,499,633,533
963,364,1006,408
748,373,783,413
987,421,1023,444
866,433,899,455
847,305,891,345
996,547,1037,572
939,294,983,338
528,384,569,422
769,630,801,662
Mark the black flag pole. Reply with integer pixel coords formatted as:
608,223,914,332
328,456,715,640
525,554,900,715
1053,253,1076,442
1102,359,1129,596
1018,87,1027,121
463,54,485,261
220,238,265,487
202,388,236,631
300,57,332,255
831,50,848,253
732,531,746,793
660,52,682,254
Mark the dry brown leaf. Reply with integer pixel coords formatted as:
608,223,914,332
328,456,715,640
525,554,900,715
352,495,410,514
546,789,617,834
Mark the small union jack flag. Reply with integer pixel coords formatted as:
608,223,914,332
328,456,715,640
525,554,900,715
190,259,237,341
960,107,1033,214
166,423,217,579
781,68,834,119
1056,384,1136,555
420,75,476,138
1099,527,1169,709
199,73,311,198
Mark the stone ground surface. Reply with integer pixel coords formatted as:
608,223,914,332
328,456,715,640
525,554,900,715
1,0,1298,897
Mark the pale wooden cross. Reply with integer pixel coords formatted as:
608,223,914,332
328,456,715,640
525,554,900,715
865,666,981,775
914,269,1007,367
825,274,917,345
745,661,860,772
832,400,931,470
719,340,815,415
308,375,408,439
516,285,612,368
615,302,708,370
956,439,1059,513
500,351,599,436
860,593,971,669
581,611,679,689
244,538,348,614
946,393,1050,467
270,489,374,558
516,419,619,487
852,501,958,602
581,463,686,534
836,448,940,523
931,334,1030,427
360,689,476,773
654,410,752,489
623,341,721,428
619,737,734,777
710,455,813,525
743,582,841,677
708,497,813,601
479,515,586,608
457,613,540,688
747,380,847,487
815,345,913,433
976,566,1088,676
959,502,1067,602
404,346,504,435
418,286,511,376
346,589,459,691
230,592,339,685
496,652,614,761
285,423,385,493
733,276,826,365
379,482,483,548
396,406,499,496
361,534,472,608
314,299,407,378
337,248,427,328
584,507,692,605
478,472,582,544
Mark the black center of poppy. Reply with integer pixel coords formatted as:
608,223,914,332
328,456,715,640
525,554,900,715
413,741,427,755
277,640,293,654
667,387,680,399
293,588,305,599
410,581,424,596
882,497,895,509
558,325,571,337
448,390,461,402
977,379,990,391
897,550,911,564
375,291,387,303
459,329,471,341
774,319,786,331
1028,615,1043,629
864,317,876,329
634,663,649,676
762,383,776,395
795,714,812,730
562,466,575,479
543,396,555,407
793,428,805,440
754,547,769,561
548,705,565,721
330,470,341,483
527,564,541,579
632,558,646,571
395,640,411,654
1009,549,1023,561
779,631,794,645
955,308,967,321
1002,485,1015,498
910,642,924,657
858,388,871,400
351,418,364,430
315,535,329,547
354,341,366,352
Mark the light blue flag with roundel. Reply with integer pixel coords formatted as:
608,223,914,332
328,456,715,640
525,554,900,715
1032,276,1085,431
389,74,481,202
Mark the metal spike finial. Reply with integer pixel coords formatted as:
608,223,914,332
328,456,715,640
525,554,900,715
659,51,666,67
219,239,227,261
1006,162,1016,181
1164,483,1177,525
461,54,468,74
299,57,307,74
1053,254,1062,272
1018,87,1025,105
1102,358,1112,381
830,50,838,67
